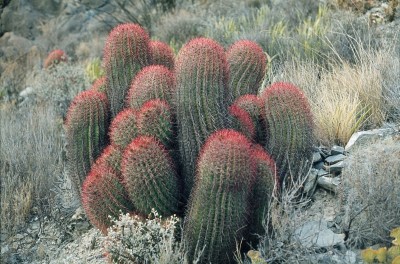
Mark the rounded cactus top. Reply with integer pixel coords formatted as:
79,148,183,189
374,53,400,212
260,82,313,121
227,40,266,65
109,108,138,150
176,37,229,83
150,40,175,70
196,129,256,190
126,65,175,109
103,23,151,66
91,76,107,93
65,90,108,127
44,49,67,69
229,104,256,140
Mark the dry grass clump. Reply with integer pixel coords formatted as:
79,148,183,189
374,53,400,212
271,43,397,146
339,136,400,248
0,103,64,234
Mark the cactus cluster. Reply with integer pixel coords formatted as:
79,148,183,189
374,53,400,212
44,49,68,69
65,22,315,262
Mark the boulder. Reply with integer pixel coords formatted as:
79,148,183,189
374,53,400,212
293,220,345,248
345,127,399,151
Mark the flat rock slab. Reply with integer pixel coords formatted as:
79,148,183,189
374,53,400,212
345,128,398,151
323,161,345,173
317,176,341,193
325,154,346,165
293,220,345,248
331,145,345,155
313,152,322,163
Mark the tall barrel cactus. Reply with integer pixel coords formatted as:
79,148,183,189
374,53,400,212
103,23,152,117
82,163,134,234
260,82,314,185
175,37,230,198
65,90,108,195
184,129,255,264
126,65,175,110
150,40,175,70
229,104,256,140
121,136,180,216
227,40,267,99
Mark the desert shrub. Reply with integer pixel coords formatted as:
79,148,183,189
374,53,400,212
153,9,205,52
339,136,400,248
33,62,89,117
103,209,199,264
0,102,64,234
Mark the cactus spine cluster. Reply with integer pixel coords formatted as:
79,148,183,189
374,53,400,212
184,129,255,264
65,90,108,196
65,22,316,263
175,37,230,198
103,23,152,117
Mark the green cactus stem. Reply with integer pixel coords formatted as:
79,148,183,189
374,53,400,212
175,37,230,199
65,90,109,196
260,82,314,186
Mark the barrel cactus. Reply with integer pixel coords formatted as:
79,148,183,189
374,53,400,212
175,37,230,199
121,136,180,216
260,82,314,185
103,23,152,117
150,40,175,70
65,90,109,196
82,163,134,234
227,40,267,99
184,129,255,264
249,144,277,240
91,76,107,93
229,104,256,140
109,108,138,150
44,49,67,69
232,94,266,143
126,65,176,110
137,99,174,148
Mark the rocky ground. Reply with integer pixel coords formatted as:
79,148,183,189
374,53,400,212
1,0,400,263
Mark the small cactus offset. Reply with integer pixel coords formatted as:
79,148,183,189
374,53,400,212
175,37,230,199
150,40,175,70
260,82,314,185
232,94,266,143
249,144,277,240
121,136,180,217
229,104,256,140
126,65,176,110
44,49,67,69
137,99,174,148
184,129,255,264
65,90,109,196
103,23,152,117
109,108,138,150
82,163,134,234
227,40,267,99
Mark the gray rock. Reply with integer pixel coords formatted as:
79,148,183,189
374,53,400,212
304,168,319,195
314,161,324,170
325,154,346,165
313,152,322,163
323,161,345,173
331,145,345,155
293,220,345,248
1,244,9,255
345,128,399,151
318,169,329,177
317,176,340,193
